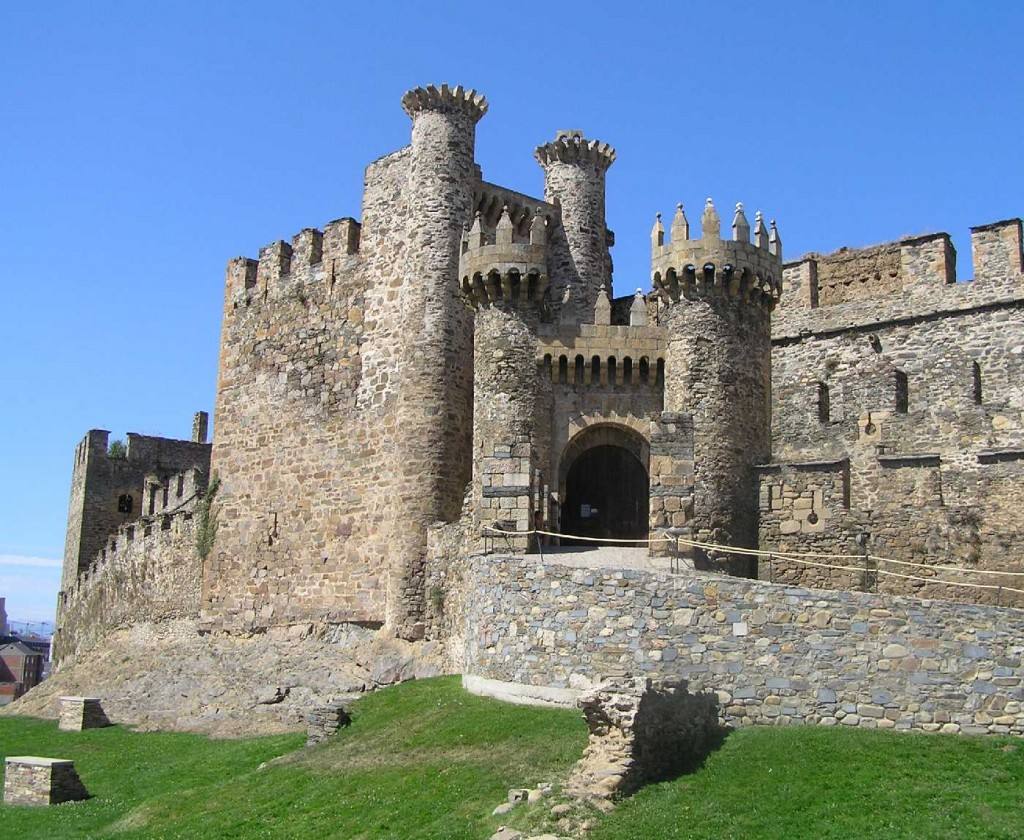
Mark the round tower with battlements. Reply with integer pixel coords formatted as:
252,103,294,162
461,204,551,552
650,199,782,571
388,84,487,637
534,131,616,318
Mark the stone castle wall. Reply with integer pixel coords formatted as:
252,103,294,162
764,218,1024,604
461,554,1024,737
54,510,201,666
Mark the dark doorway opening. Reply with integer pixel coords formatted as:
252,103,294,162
563,444,649,544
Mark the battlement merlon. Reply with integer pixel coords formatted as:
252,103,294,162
400,84,488,122
651,199,783,311
533,130,617,172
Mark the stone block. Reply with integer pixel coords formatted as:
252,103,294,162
58,697,111,731
4,757,89,806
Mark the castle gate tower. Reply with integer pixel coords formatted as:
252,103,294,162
651,200,781,571
389,85,487,636
462,206,549,552
534,131,615,317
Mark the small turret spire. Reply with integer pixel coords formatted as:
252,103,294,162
594,283,611,325
754,210,769,249
529,207,546,245
671,203,690,242
701,197,721,240
629,288,648,326
768,219,782,259
651,212,664,249
468,210,485,248
732,202,750,243
496,204,514,246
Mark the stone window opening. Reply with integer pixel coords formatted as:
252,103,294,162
817,382,830,423
972,361,983,405
656,357,665,385
161,480,169,509
176,474,185,498
117,494,133,514
558,355,568,385
543,353,552,382
895,370,909,414
639,356,650,383
623,356,633,385
591,355,601,385
148,485,158,516
607,356,617,384
574,354,586,385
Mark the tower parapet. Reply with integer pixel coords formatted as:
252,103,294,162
651,200,782,310
460,205,550,307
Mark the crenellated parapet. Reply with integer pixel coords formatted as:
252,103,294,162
400,83,488,122
651,200,782,311
534,129,616,173
224,218,361,308
460,205,551,307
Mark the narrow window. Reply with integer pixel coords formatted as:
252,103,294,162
558,355,568,385
817,382,830,423
623,356,633,384
656,358,665,385
161,481,169,509
177,474,185,498
895,370,909,414
607,356,617,384
591,355,601,385
148,486,157,515
639,357,650,383
543,354,552,383
117,494,133,514
574,354,585,385
972,361,982,405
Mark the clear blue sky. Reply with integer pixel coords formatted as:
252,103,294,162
1,1,1021,622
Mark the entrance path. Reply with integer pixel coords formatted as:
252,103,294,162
524,544,674,572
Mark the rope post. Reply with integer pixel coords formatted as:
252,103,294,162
537,529,544,563
997,585,1003,608
768,552,774,584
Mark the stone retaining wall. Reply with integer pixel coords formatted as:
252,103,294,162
461,554,1024,736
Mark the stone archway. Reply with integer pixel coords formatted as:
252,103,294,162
559,425,650,544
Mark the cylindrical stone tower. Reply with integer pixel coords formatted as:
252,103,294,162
651,200,782,573
388,84,487,637
534,131,615,317
461,206,550,553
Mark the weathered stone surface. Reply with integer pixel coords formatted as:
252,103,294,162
58,697,110,731
4,757,88,806
461,556,1024,738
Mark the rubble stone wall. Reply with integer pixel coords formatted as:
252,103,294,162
462,554,1024,736
55,512,201,666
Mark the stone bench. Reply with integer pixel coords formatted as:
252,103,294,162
3,757,89,806
58,696,110,731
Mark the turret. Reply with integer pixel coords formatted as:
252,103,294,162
534,130,616,317
387,84,487,637
650,197,782,571
462,204,548,551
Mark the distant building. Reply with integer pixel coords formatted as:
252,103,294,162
0,641,44,705
0,597,7,634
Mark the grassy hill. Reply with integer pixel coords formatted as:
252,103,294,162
1,676,1022,838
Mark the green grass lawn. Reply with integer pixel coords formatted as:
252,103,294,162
2,676,1023,839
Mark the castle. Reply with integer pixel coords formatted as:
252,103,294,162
54,84,1024,689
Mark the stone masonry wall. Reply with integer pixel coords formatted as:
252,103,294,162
462,554,1024,736
766,220,1024,606
55,511,201,666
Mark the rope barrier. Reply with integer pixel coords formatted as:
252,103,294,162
480,526,1024,595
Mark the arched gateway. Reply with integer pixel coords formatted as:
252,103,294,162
559,424,650,544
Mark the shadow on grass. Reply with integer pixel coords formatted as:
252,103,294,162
624,684,730,795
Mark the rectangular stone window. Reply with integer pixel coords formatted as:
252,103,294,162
895,370,909,414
